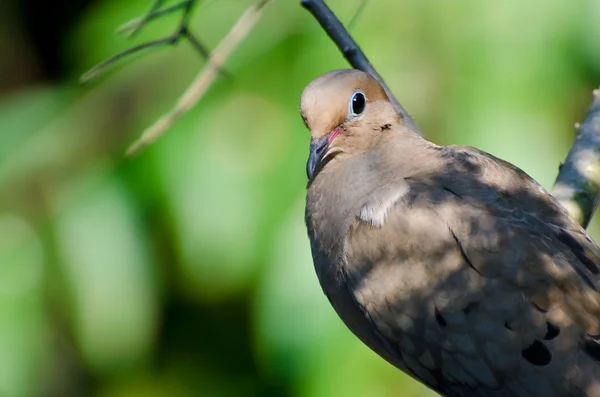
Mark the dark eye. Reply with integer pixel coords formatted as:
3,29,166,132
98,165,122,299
350,91,366,116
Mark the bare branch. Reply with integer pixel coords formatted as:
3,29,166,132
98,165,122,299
551,88,600,227
81,0,220,84
300,0,421,135
117,0,189,36
126,0,272,156
80,36,180,83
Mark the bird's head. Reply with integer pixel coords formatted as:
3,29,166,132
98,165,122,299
300,69,399,181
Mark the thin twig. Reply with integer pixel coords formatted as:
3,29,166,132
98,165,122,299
182,28,232,79
126,0,272,156
81,0,219,84
120,0,168,37
81,36,180,83
551,88,600,228
300,0,420,135
117,1,188,36
347,0,368,30
182,28,210,59
179,0,194,28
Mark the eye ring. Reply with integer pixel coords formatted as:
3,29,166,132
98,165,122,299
348,90,366,117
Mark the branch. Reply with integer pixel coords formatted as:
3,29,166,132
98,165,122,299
117,0,171,37
551,88,600,228
81,0,223,84
300,0,421,135
126,0,272,156
81,36,181,83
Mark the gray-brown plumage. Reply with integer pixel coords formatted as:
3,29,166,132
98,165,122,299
302,69,600,397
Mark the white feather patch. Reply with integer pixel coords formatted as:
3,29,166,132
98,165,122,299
359,184,409,227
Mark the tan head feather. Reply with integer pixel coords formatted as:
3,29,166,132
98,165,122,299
300,69,391,140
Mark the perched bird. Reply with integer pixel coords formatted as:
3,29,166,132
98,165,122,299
302,69,600,397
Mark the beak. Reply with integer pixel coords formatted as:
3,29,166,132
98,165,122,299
307,135,329,180
307,128,341,180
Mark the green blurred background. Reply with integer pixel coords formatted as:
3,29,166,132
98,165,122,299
1,0,599,396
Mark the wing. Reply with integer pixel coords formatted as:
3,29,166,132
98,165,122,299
341,148,600,397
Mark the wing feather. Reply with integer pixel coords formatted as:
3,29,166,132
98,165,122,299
341,147,600,396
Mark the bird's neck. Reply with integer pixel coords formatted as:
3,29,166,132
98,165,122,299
305,127,437,279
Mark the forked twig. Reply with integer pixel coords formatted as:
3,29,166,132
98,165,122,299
81,36,181,83
126,0,271,156
81,0,219,84
118,0,170,37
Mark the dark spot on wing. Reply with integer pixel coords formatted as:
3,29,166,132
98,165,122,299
544,322,560,340
434,307,446,327
442,186,462,198
449,229,482,275
522,340,551,366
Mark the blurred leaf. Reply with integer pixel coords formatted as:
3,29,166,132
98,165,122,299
155,92,289,301
253,199,336,378
0,87,73,164
52,163,159,375
0,215,47,397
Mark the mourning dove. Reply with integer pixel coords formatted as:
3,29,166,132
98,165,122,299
302,69,600,397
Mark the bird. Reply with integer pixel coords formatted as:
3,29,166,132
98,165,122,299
301,68,600,397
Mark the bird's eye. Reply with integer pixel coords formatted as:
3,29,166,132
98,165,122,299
349,90,366,117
